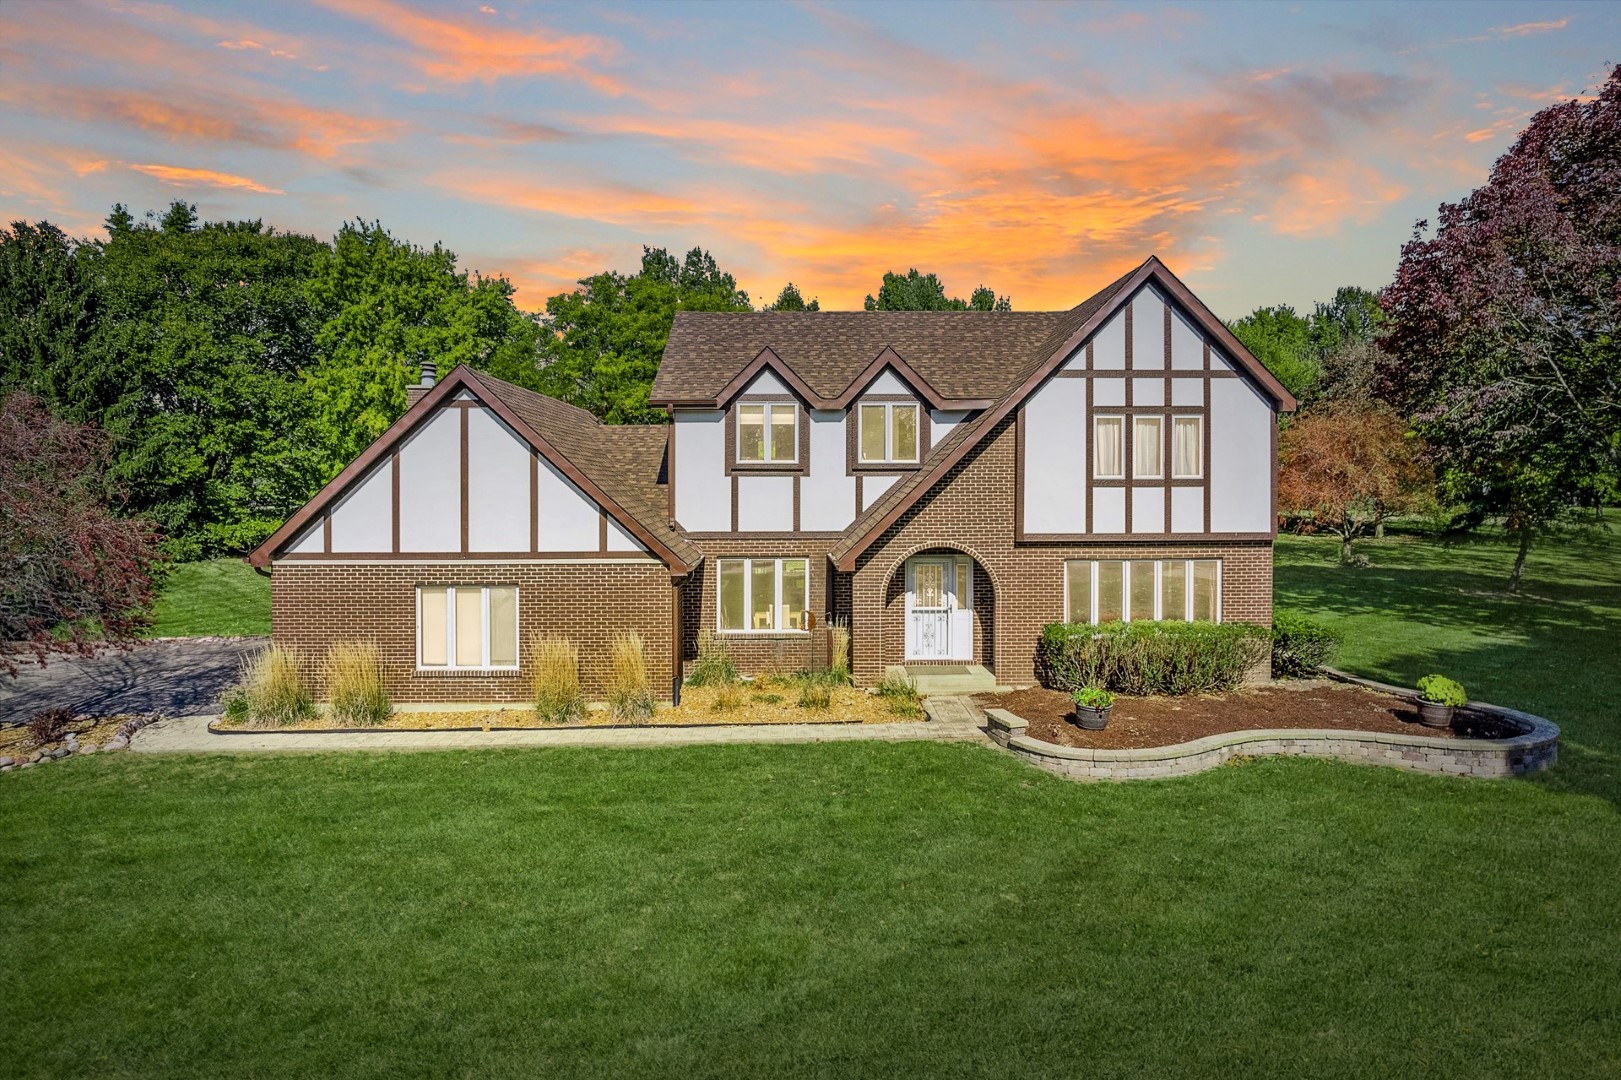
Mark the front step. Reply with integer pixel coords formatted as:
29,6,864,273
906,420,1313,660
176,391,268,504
907,664,1005,696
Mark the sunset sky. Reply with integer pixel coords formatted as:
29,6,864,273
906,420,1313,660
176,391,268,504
2,0,1615,317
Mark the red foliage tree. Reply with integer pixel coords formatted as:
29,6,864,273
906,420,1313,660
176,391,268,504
0,391,163,676
1279,405,1432,565
1379,67,1620,589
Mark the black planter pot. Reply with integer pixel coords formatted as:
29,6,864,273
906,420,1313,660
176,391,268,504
1417,700,1455,728
1074,705,1112,731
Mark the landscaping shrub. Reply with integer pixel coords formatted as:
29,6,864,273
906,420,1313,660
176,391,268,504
323,641,390,726
686,629,736,687
222,645,313,727
605,632,654,723
1037,621,1271,695
1271,611,1341,678
26,708,73,748
712,682,744,711
1417,674,1468,706
529,635,585,724
876,665,923,719
829,621,851,682
797,683,832,710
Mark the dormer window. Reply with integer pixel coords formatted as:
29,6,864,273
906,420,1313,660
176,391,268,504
737,402,797,463
858,402,920,464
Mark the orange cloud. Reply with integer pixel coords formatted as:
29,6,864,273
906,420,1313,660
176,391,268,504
1495,17,1570,38
317,0,626,94
1263,163,1408,237
128,163,284,195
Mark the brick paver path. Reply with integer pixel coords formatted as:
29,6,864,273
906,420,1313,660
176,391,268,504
132,697,987,754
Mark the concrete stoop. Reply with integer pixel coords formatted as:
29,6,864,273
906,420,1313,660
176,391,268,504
907,664,1006,696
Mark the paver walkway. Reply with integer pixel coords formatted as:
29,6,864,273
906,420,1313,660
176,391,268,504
132,696,989,753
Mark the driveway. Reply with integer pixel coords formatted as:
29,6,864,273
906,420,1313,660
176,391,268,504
0,638,267,725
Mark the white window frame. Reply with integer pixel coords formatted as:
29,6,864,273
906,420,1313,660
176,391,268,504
1133,415,1164,480
1172,415,1204,479
416,585,520,671
716,557,810,634
1061,560,1222,625
736,402,798,464
1093,415,1125,479
858,402,921,464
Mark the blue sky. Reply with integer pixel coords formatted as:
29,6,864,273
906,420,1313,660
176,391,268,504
1,0,1615,317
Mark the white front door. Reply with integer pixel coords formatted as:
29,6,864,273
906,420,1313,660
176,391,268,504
905,556,974,662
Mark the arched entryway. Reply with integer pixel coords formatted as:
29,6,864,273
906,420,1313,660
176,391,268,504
879,546,997,672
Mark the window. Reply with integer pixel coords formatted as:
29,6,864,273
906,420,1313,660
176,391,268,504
1094,416,1124,479
859,402,920,464
737,402,797,464
1173,416,1203,479
1134,416,1163,478
717,558,809,632
418,585,518,669
1063,560,1221,624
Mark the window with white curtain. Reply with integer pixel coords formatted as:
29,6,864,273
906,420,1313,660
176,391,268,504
737,402,797,463
418,585,518,669
1173,416,1203,478
1063,560,1221,624
1133,416,1163,478
1094,416,1124,479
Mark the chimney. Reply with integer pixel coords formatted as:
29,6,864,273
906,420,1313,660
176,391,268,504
406,361,438,408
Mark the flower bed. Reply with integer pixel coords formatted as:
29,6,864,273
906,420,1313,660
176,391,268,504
981,674,1558,781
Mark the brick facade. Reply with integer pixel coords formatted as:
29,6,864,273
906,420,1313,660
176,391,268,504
678,536,840,678
271,559,675,703
844,414,1274,687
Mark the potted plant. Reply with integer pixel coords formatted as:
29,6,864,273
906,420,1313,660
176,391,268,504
1071,685,1115,731
1415,674,1467,728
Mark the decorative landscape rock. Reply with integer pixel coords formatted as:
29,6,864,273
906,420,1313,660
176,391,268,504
0,756,12,767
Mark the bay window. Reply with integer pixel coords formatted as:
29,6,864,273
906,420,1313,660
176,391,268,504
1063,560,1221,624
717,558,809,632
737,402,797,464
418,585,518,670
859,402,920,464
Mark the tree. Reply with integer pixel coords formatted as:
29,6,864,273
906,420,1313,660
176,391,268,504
1227,305,1319,402
303,220,543,473
1379,67,1621,590
0,220,106,417
0,392,163,678
764,282,819,312
862,268,1011,311
537,246,751,423
1278,404,1432,564
1308,286,1385,404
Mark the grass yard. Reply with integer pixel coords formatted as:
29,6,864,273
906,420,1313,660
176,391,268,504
3,523,1618,1077
146,558,270,637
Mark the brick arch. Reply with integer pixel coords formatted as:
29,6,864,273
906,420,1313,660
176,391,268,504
877,543,999,674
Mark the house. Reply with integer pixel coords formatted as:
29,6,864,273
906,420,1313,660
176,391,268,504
248,256,1295,702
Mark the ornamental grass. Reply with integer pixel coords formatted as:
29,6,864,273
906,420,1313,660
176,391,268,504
223,644,314,728
323,641,391,726
605,632,654,723
529,635,585,724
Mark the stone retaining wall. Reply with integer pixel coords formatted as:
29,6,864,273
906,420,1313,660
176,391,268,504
985,671,1559,782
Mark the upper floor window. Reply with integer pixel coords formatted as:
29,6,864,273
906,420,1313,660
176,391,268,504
1094,416,1124,479
1172,416,1203,479
737,403,797,464
418,585,518,670
859,402,920,464
1133,416,1163,479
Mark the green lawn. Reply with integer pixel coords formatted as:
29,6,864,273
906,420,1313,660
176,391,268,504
3,526,1618,1077
147,558,269,637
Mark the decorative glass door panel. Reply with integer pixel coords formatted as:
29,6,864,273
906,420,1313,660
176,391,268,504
905,557,972,661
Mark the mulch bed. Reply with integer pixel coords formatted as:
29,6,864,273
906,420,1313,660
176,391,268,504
977,680,1514,751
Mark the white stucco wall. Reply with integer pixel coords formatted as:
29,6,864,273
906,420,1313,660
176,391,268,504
673,410,728,532
1131,487,1165,533
1171,306,1204,370
328,459,392,552
743,368,792,397
1021,376,1086,533
1132,289,1165,369
1093,310,1126,369
397,408,461,551
1209,377,1273,533
930,410,969,446
467,407,532,551
1171,486,1205,533
802,409,855,531
737,475,794,531
1093,487,1126,533
862,474,897,510
862,369,910,396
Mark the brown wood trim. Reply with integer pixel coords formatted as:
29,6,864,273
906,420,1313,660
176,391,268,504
665,413,676,522
1091,478,1206,488
390,452,400,553
705,347,823,412
1085,371,1094,532
854,474,864,517
792,474,801,532
1271,411,1280,538
598,510,608,553
1164,305,1174,512
823,347,967,411
1017,532,1277,544
1204,371,1213,533
1124,307,1134,534
459,405,470,554
276,550,660,562
1056,368,1237,379
530,452,539,552
322,512,331,553
730,475,739,531
653,346,993,412
682,531,849,540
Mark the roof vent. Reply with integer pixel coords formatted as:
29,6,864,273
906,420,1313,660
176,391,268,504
406,361,438,408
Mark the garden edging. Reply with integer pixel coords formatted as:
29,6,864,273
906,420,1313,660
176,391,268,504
985,672,1559,782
